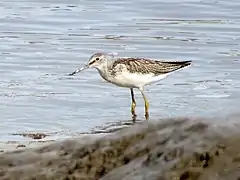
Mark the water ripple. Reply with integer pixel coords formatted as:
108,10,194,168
0,0,240,141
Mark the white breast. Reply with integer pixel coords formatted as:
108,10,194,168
111,71,168,88
96,64,169,88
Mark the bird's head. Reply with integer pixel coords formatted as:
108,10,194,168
69,52,115,76
87,52,107,68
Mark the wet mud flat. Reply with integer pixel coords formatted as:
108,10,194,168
1,117,240,180
0,121,135,152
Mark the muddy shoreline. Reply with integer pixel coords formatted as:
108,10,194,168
1,117,240,180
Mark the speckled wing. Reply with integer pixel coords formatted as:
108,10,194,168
111,58,191,75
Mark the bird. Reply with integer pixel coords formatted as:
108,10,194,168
69,52,192,121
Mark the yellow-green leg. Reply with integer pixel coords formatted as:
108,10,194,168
130,88,137,121
139,88,149,120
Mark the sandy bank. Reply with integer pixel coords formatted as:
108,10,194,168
0,117,240,180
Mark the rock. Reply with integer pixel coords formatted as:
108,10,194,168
0,117,240,180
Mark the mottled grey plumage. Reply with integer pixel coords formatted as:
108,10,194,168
112,57,191,75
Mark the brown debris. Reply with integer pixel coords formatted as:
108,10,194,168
12,133,48,140
16,144,26,148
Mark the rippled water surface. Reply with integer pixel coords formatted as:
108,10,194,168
0,0,240,141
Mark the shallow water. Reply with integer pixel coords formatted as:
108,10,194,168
0,0,240,141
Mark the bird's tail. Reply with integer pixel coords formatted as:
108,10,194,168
157,60,192,74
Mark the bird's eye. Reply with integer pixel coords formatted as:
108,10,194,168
96,57,99,60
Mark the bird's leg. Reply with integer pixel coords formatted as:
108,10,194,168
139,88,149,120
130,88,137,121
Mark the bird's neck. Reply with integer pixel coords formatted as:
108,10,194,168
96,62,114,83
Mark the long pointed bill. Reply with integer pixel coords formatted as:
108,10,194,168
68,65,89,76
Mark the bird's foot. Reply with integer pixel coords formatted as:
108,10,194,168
131,113,137,123
145,112,149,121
